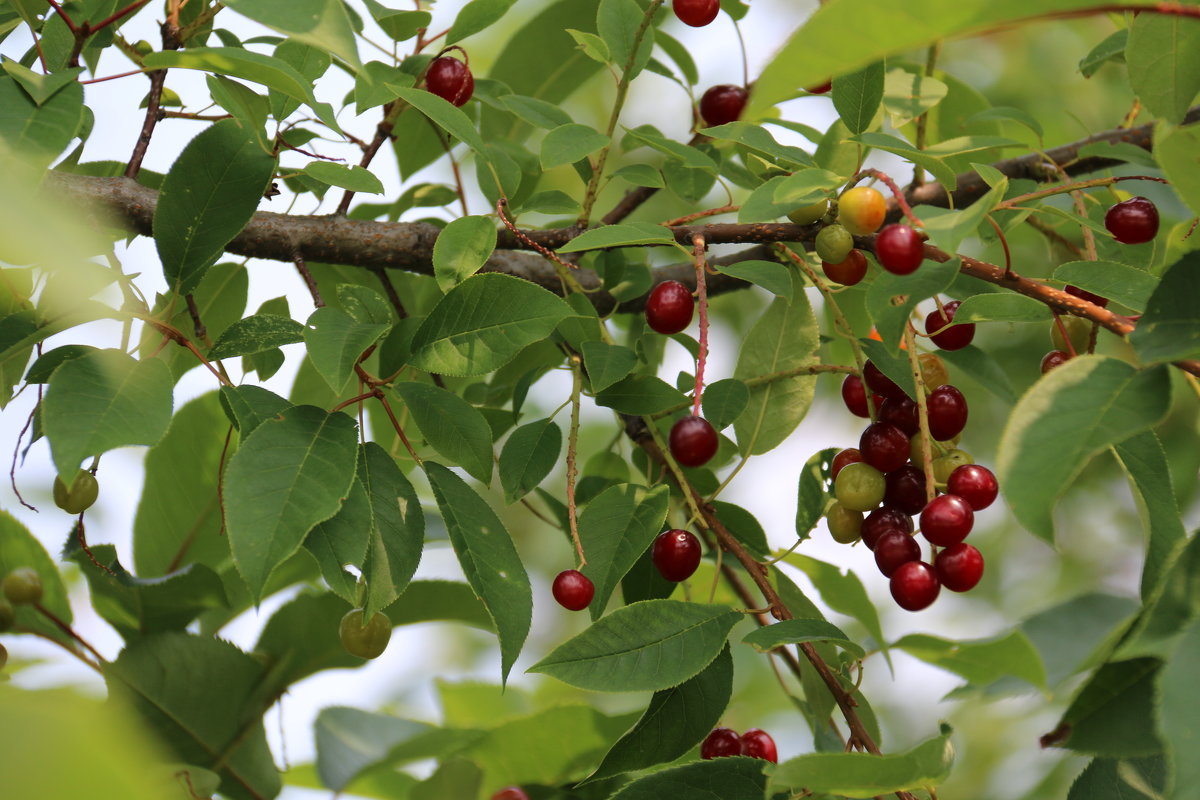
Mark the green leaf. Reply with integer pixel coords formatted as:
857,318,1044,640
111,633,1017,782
1080,29,1128,77
1155,122,1200,218
43,349,173,482
850,132,957,188
567,28,611,64
303,162,384,194
207,76,268,143
702,378,750,429
796,448,838,539
733,270,818,455
613,162,665,188
714,260,794,300
356,442,425,616
208,313,306,359
919,178,1008,256
859,338,918,400
580,340,637,392
1052,261,1158,313
0,75,83,169
393,382,493,484
598,0,653,77
609,757,767,800
105,633,281,800
426,461,532,684
540,122,610,169
223,404,359,600
996,356,1172,542
556,222,676,253
595,374,688,415
655,29,699,85
528,600,740,692
446,0,517,44
387,580,494,630
769,729,953,797
624,125,719,171
1127,12,1200,124
364,2,429,42
772,168,844,206
500,94,574,130
892,631,1046,688
579,483,670,619
712,501,771,558
499,418,562,503
1113,432,1187,600
1158,617,1200,795
433,215,498,293
1115,534,1200,662
304,307,389,392
219,384,292,436
1068,757,1166,800
937,344,1016,404
222,0,360,68
2,61,82,105
304,474,371,603
832,61,885,134
883,68,948,128
1130,252,1200,364
337,284,393,325
145,262,250,383
951,293,1049,324
409,273,573,377
865,257,960,351
154,120,277,295
588,645,733,781
1060,658,1162,756
784,554,887,658
393,86,488,155
744,619,864,658
0,510,73,647
254,592,359,691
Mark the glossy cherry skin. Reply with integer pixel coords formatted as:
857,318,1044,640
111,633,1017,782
859,422,911,474
830,448,864,481
879,396,919,436
926,385,968,442
645,280,695,334
874,531,921,577
741,729,778,763
935,543,985,592
838,186,887,235
1065,284,1109,308
699,84,748,127
1041,350,1071,374
862,506,913,550
884,465,928,516
552,569,594,611
875,224,925,275
841,374,870,418
924,301,975,351
920,494,974,546
673,0,720,26
669,415,718,467
653,529,702,582
822,249,868,286
863,360,906,401
834,462,886,512
339,609,392,659
1104,196,1159,244
947,464,998,510
490,788,531,800
701,727,744,759
425,56,474,106
890,561,941,611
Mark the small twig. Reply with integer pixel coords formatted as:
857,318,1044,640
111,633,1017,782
1025,215,1085,259
34,602,105,664
79,68,146,84
293,252,325,307
691,234,709,417
74,515,118,577
46,0,78,33
335,101,402,215
985,215,1013,280
185,293,210,346
13,625,102,672
566,356,586,567
9,405,38,512
663,205,738,227
376,393,423,465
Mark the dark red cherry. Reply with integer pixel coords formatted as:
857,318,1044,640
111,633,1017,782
673,0,720,26
669,415,718,467
879,396,919,437
861,506,913,550
926,385,968,442
1041,350,1071,374
884,465,928,516
740,728,778,762
841,374,869,418
1104,196,1159,244
919,494,974,546
701,727,744,759
863,360,906,401
830,448,863,481
699,84,748,127
924,301,975,351
822,249,868,286
652,529,702,582
859,422,910,474
552,569,594,611
1065,285,1109,309
425,56,474,107
935,543,985,592
491,788,531,800
875,224,925,275
946,464,998,510
874,530,921,577
890,561,940,611
807,80,832,94
645,280,695,334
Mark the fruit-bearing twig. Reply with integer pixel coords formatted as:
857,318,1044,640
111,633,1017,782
692,234,710,417
566,356,587,568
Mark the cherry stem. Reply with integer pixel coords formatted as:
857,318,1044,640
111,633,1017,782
566,356,587,568
1050,310,1080,358
998,174,1168,210
9,403,38,512
134,314,233,387
376,393,423,465
692,234,710,417
74,515,117,577
13,625,102,672
496,197,588,297
34,602,105,664
79,68,146,84
985,215,1014,280
847,168,923,228
46,0,78,33
904,325,937,505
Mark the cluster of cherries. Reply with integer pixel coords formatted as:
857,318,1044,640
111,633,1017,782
701,726,778,762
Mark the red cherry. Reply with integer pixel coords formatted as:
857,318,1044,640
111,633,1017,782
879,396,919,437
935,543,985,592
875,530,922,577
861,506,913,550
920,494,974,546
890,561,940,610
1104,196,1159,244
552,569,594,611
740,728,778,762
841,374,869,418
1041,350,1071,374
859,422,910,474
884,465,928,516
1065,284,1109,309
700,727,743,759
807,80,832,94
875,224,925,275
863,360,906,401
669,415,718,468
652,529,702,582
645,280,695,334
699,84,748,127
822,249,868,286
831,448,864,481
425,56,474,107
946,464,998,510
924,301,975,351
926,385,968,442
673,0,720,26
490,788,531,800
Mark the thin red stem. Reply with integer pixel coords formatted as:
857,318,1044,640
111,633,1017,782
692,234,709,417
848,168,923,227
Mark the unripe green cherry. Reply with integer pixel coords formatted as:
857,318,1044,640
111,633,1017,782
2,568,43,605
1050,316,1090,356
787,199,829,226
339,608,392,659
933,449,974,484
834,462,886,512
815,224,854,265
53,470,99,515
0,598,14,632
827,502,864,544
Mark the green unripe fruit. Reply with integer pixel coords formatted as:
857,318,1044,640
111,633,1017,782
815,224,854,265
53,470,99,515
834,462,886,512
339,608,392,659
134,40,154,56
2,568,43,605
0,598,14,632
827,502,864,544
1050,316,1090,356
787,199,829,226
933,449,974,484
